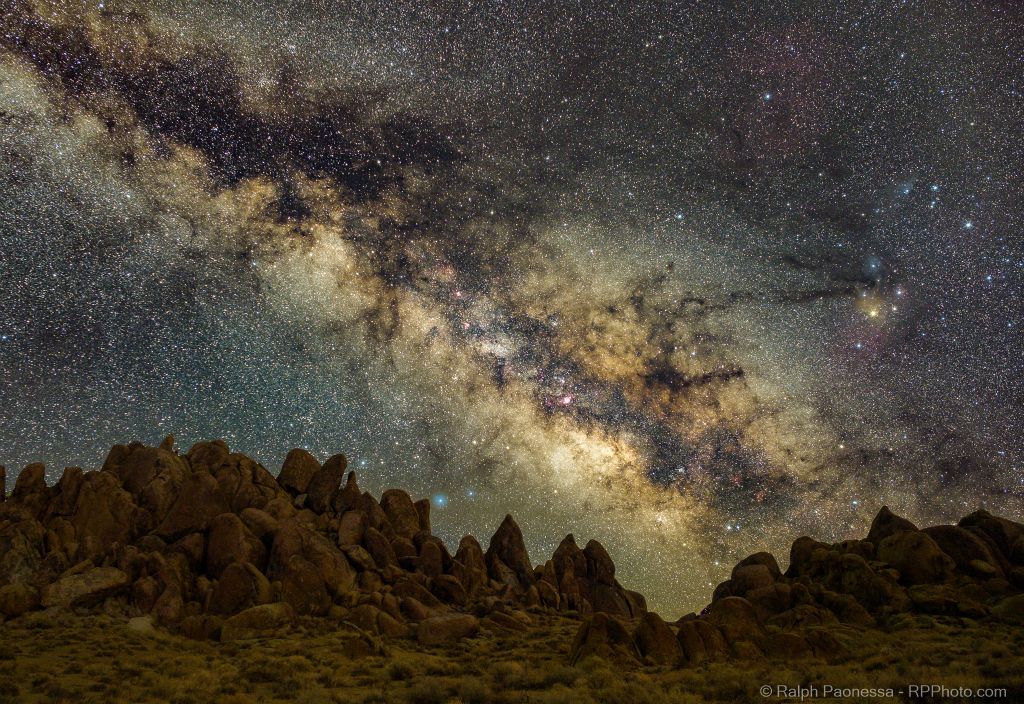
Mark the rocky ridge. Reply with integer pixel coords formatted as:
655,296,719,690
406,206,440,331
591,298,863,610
0,437,644,644
1,437,1023,669
571,506,1024,667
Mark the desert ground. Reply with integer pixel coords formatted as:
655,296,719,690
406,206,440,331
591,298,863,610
2,609,1021,703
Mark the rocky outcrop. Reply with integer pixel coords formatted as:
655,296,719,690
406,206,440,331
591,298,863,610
209,561,272,614
922,525,1003,578
0,514,45,588
485,514,534,591
676,618,729,664
959,510,1024,569
40,566,129,608
0,582,38,617
568,503,1024,672
992,594,1024,625
348,603,408,638
634,611,682,665
277,449,320,496
452,535,487,598
67,470,138,560
207,513,266,577
11,464,48,518
306,454,346,514
220,602,294,641
867,506,918,544
417,613,480,644
380,489,420,540
2,439,1023,675
101,441,191,526
876,530,955,585
0,437,652,652
156,472,229,539
678,504,1024,668
569,612,641,665
540,533,644,617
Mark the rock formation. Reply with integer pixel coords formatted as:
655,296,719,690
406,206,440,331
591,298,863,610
1,441,1022,670
570,504,1024,667
0,437,646,641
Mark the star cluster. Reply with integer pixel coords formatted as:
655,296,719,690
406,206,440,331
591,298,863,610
0,0,1021,614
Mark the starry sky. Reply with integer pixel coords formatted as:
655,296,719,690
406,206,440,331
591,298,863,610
1,0,1022,615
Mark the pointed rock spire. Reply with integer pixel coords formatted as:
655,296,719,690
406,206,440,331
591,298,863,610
307,453,346,513
455,535,486,571
380,489,420,539
485,514,534,588
867,506,918,544
553,534,587,580
583,539,616,586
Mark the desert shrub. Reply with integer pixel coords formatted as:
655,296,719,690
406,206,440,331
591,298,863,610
574,655,610,675
403,676,456,704
538,664,578,688
592,680,677,704
387,660,415,681
115,662,144,678
240,658,297,685
425,660,457,676
490,661,528,689
217,695,258,704
316,669,348,688
532,684,595,704
351,663,376,677
147,679,174,699
169,694,201,704
269,678,300,700
24,616,55,630
42,680,75,700
455,678,493,703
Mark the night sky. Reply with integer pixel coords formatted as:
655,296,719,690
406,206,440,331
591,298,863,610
1,0,1022,615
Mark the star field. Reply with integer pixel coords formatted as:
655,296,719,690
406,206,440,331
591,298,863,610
0,0,1022,615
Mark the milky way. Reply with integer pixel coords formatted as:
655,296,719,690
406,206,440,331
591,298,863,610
1,1,1022,614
